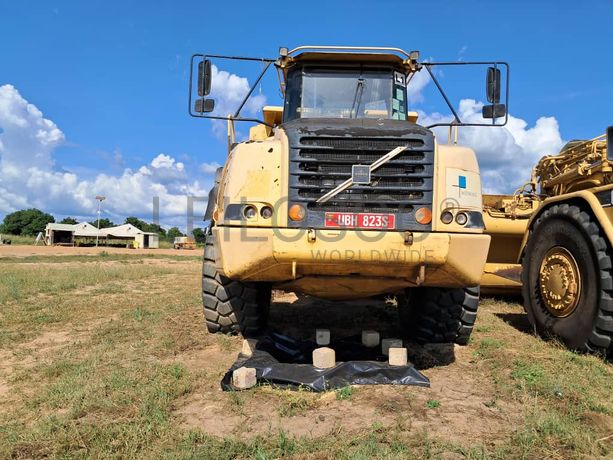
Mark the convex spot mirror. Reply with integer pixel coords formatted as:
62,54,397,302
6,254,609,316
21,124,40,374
195,98,215,113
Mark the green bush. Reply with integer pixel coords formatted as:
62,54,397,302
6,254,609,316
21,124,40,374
0,209,54,236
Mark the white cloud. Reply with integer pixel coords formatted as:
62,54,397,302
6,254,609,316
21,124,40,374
408,67,565,193
407,67,431,106
200,161,222,174
458,45,468,60
0,85,210,228
0,85,63,171
420,99,564,193
207,65,267,139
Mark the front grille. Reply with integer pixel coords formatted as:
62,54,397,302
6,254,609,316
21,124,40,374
284,120,435,230
291,137,433,208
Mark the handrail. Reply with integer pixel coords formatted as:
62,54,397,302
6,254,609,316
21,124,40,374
287,45,413,59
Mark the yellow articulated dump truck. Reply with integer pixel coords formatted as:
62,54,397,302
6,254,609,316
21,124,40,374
189,46,510,342
483,128,613,354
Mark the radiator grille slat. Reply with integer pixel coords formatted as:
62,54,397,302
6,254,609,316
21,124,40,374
299,137,424,150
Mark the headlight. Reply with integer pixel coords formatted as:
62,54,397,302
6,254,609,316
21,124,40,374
243,205,257,219
441,211,454,224
260,206,273,219
455,212,468,226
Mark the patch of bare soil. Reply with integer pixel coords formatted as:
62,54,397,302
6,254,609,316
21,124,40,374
172,292,522,447
0,316,118,407
0,349,35,406
0,245,200,258
22,330,74,353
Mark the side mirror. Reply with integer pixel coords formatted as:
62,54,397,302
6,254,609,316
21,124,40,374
195,98,215,113
486,67,501,103
482,67,505,119
198,59,212,97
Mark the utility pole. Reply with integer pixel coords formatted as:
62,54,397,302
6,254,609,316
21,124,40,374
95,195,106,247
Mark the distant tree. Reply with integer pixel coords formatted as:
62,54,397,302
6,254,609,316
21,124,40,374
59,217,78,225
192,228,207,244
167,227,184,239
124,216,147,230
123,216,166,236
90,218,115,229
145,223,166,237
0,208,55,236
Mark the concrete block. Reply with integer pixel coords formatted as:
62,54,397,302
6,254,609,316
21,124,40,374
316,329,330,346
232,367,257,389
388,347,408,366
241,338,257,357
381,338,403,356
312,347,336,369
361,330,380,348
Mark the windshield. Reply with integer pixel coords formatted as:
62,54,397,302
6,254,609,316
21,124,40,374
284,68,407,122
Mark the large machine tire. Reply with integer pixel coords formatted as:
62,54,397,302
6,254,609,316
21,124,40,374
202,233,271,336
522,204,613,354
398,286,480,345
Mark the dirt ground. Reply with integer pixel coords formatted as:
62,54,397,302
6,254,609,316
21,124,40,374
0,251,611,458
0,244,198,258
175,292,520,445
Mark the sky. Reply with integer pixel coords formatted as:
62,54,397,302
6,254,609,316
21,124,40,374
1,1,611,230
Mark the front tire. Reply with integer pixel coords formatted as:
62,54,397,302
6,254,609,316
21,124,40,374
522,204,613,354
398,286,480,345
202,232,271,336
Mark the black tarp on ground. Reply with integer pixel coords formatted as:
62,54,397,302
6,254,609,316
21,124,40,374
221,331,430,391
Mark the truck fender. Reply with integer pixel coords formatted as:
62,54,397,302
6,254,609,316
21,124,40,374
517,189,613,263
203,167,224,221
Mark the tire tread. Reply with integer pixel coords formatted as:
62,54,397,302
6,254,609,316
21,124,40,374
202,233,271,336
400,286,480,345
522,204,613,354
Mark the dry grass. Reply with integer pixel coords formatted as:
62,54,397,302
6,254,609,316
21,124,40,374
0,234,36,245
0,254,611,459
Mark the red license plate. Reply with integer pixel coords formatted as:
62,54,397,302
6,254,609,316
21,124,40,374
324,212,396,229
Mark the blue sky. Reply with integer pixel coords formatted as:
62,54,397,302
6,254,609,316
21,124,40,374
1,1,611,228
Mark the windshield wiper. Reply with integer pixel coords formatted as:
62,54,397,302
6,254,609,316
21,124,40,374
350,78,365,119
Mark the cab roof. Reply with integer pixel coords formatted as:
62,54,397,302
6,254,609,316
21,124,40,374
292,51,407,67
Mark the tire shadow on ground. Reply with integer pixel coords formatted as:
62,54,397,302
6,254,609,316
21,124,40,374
494,312,533,334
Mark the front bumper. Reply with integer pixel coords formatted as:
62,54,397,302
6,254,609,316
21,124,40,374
213,227,490,298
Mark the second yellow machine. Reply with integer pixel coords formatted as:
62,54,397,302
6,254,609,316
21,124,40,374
190,46,510,344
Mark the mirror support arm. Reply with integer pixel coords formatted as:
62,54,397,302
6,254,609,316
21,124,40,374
233,60,272,118
423,64,462,125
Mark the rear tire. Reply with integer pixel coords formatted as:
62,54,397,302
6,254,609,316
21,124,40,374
202,232,271,336
522,204,613,354
398,286,480,344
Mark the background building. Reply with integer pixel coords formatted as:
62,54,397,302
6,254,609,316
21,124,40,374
44,222,159,248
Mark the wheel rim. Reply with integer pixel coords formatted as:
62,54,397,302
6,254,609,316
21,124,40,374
538,246,581,317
